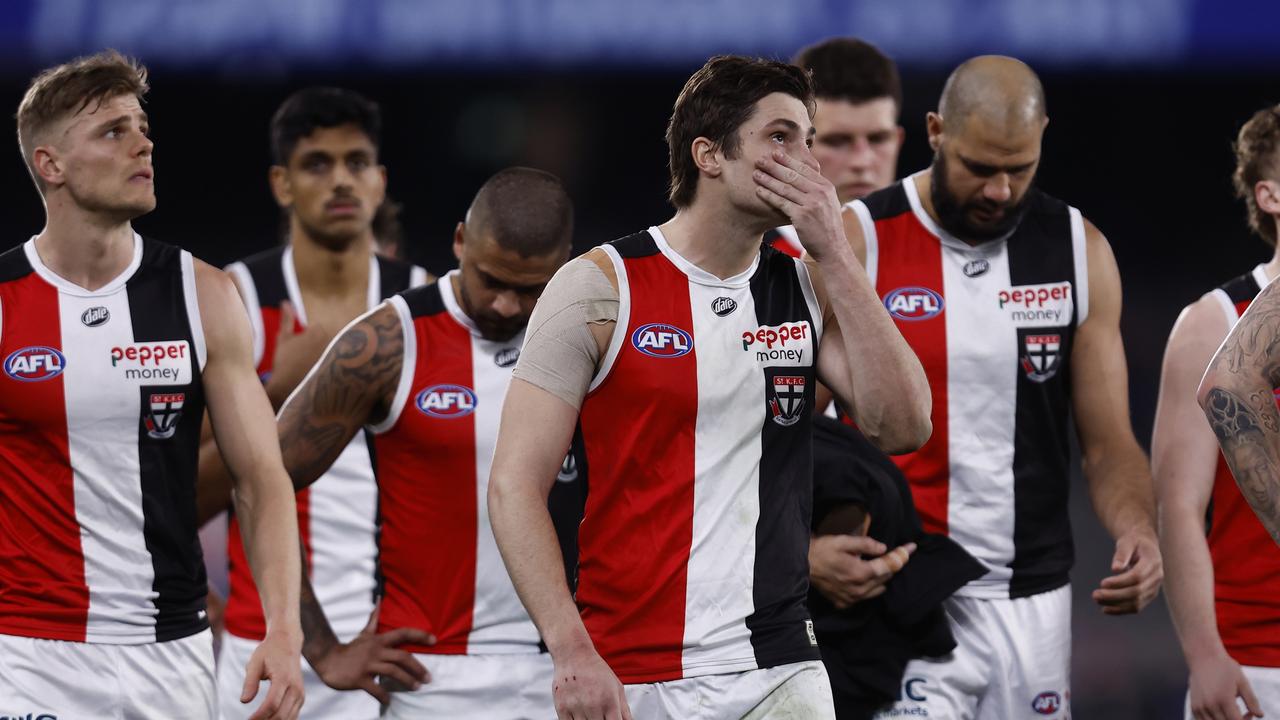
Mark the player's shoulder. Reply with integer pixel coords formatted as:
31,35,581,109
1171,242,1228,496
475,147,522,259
856,180,911,221
392,278,451,321
0,242,35,284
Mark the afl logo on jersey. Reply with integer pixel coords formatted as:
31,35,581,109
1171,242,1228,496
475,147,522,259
711,297,738,316
631,323,693,358
81,306,110,327
4,346,66,382
416,384,477,418
1031,691,1062,715
885,287,944,321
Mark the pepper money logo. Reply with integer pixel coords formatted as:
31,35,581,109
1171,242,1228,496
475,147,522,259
110,341,191,385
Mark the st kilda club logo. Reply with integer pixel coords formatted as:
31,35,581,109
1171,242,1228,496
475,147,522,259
144,393,185,440
768,375,806,427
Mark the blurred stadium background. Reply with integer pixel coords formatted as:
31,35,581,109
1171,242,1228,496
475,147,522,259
4,1,1280,716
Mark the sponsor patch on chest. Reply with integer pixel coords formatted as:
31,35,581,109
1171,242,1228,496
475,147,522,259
109,341,192,385
742,321,813,366
997,281,1074,328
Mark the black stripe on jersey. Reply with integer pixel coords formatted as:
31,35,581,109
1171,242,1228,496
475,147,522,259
1221,271,1263,306
128,239,210,641
1006,190,1077,598
0,244,34,284
548,426,588,595
240,245,289,308
377,256,415,299
401,282,447,319
364,428,385,604
859,180,912,221
609,231,661,259
745,246,822,668
762,229,783,246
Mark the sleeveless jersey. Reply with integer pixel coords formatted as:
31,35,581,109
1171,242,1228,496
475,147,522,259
1205,264,1280,667
221,245,426,641
852,174,1089,599
763,226,803,259
371,272,584,654
0,234,209,644
576,227,823,684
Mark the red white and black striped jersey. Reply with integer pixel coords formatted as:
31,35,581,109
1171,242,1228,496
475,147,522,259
575,227,824,683
852,174,1089,599
221,245,426,642
1205,265,1280,667
372,272,571,654
0,235,209,644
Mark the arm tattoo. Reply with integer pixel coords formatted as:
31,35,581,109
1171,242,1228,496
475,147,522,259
1204,283,1280,545
279,308,404,489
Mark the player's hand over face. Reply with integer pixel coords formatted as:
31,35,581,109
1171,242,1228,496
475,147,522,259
1092,528,1163,614
809,535,916,609
312,604,435,703
1188,650,1263,720
752,149,845,262
263,301,336,407
552,645,633,720
242,627,305,720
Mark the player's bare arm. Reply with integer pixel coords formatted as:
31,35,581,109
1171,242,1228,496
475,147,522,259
1155,296,1263,720
753,148,931,453
489,254,631,720
1070,220,1162,615
196,261,305,720
277,304,402,489
1199,276,1280,546
490,379,632,720
274,303,434,701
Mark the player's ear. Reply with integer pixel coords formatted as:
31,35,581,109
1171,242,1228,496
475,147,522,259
268,165,292,208
32,144,63,188
1257,179,1280,217
453,222,466,263
926,112,944,152
692,137,722,178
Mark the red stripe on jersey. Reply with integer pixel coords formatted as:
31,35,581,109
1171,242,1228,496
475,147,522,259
875,213,950,535
375,313,477,654
770,236,802,259
0,275,87,641
1210,294,1280,666
225,303,314,641
578,254,697,683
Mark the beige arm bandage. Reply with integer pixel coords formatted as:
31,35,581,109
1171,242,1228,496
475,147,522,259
513,256,619,410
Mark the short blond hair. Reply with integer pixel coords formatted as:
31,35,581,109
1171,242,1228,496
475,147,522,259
16,49,149,192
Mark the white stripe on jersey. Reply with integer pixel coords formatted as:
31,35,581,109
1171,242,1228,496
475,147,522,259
465,320,537,651
846,200,880,289
410,265,430,289
1068,207,1089,327
223,261,264,368
370,297,417,435
589,246,632,393
180,252,207,371
942,239,1018,597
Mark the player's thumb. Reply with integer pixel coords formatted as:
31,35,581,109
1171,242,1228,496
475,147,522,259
362,599,382,635
1111,537,1136,573
240,656,263,703
1240,674,1263,718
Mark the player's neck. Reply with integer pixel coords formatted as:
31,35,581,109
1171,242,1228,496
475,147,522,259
1264,236,1280,283
659,202,764,280
34,199,138,291
289,228,372,299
